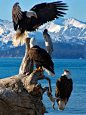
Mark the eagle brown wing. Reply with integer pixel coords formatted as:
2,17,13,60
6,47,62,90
12,1,68,32
29,46,54,74
30,1,68,27
55,76,73,101
12,3,23,30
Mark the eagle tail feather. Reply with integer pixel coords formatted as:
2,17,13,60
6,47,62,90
11,30,29,46
42,66,55,76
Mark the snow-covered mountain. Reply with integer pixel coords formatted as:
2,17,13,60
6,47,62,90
37,17,86,43
0,19,15,50
0,17,86,50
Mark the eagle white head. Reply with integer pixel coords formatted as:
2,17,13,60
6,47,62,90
30,37,38,48
62,69,72,79
26,11,37,18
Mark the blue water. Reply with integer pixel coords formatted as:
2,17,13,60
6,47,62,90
0,58,86,115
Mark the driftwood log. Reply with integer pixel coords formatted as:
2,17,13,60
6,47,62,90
43,29,53,56
19,38,33,75
0,31,55,115
0,70,55,115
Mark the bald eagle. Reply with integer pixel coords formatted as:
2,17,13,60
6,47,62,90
55,69,73,111
12,1,68,46
28,37,55,76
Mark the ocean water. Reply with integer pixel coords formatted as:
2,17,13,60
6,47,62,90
0,58,86,115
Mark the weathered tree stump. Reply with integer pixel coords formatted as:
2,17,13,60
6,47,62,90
19,38,33,75
43,29,53,56
0,71,54,115
2,31,55,115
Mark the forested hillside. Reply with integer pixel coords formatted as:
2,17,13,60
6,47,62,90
0,42,85,59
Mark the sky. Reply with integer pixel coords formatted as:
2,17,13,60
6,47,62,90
0,0,86,22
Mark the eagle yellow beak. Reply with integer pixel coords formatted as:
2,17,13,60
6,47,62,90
35,14,37,18
64,69,69,72
64,69,66,71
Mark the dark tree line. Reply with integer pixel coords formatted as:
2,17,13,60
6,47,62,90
0,42,86,59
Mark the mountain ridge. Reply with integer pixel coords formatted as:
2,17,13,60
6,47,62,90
0,17,86,51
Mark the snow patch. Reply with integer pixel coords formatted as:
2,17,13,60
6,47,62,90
0,17,86,50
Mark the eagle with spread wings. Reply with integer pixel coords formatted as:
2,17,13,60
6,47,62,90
12,1,68,46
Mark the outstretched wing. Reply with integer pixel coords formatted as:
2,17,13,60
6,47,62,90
12,2,23,30
30,1,68,27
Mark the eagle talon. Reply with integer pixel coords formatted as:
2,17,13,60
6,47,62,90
65,98,67,104
33,23,41,29
33,25,38,29
34,67,43,72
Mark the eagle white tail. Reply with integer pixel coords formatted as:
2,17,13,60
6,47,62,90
11,30,29,46
42,66,55,76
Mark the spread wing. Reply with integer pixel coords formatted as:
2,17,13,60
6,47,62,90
30,1,68,27
12,3,23,30
12,1,68,31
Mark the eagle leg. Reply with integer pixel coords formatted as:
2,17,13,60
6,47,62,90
33,25,38,30
65,98,67,104
37,23,41,29
33,23,41,30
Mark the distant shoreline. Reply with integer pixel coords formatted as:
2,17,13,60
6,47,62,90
0,57,85,60
0,42,85,59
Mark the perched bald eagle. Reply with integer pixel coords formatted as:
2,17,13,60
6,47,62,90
12,1,68,46
28,37,55,76
55,69,73,111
